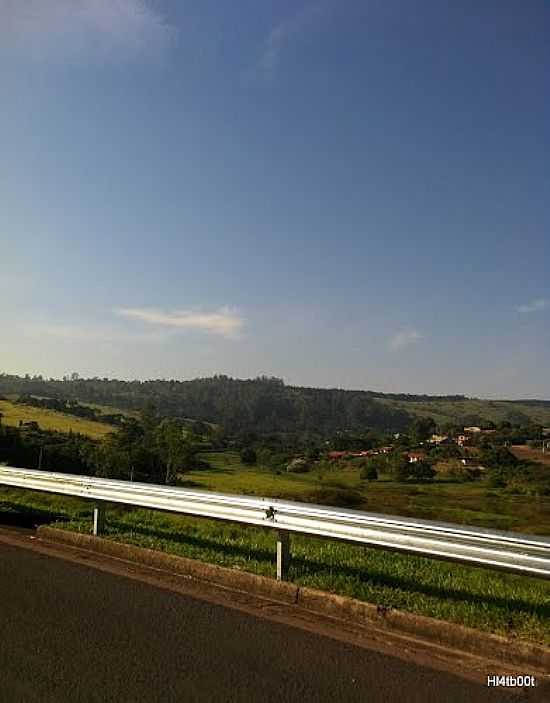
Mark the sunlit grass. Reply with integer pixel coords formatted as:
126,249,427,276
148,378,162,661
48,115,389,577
2,486,550,645
63,508,550,645
377,398,550,427
0,399,115,439
188,453,550,534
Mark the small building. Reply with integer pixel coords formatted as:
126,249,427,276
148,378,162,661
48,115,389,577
461,458,481,467
464,426,482,434
428,434,449,445
407,452,426,463
456,434,470,447
329,449,385,460
328,451,348,461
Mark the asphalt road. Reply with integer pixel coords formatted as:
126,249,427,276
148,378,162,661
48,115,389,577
0,541,546,703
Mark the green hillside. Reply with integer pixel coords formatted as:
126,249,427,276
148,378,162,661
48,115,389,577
1,372,549,435
0,399,115,440
378,398,550,428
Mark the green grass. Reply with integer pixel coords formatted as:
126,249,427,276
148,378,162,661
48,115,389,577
187,452,329,497
0,487,93,526
0,399,115,439
187,452,550,535
2,488,547,645
80,402,139,419
3,453,550,646
378,397,550,427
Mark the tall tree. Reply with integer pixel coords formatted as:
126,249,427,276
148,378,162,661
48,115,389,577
155,419,193,484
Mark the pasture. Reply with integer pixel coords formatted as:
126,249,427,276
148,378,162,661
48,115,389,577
378,397,550,427
184,452,550,535
0,399,115,440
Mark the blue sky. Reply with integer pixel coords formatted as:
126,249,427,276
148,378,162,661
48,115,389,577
1,0,549,398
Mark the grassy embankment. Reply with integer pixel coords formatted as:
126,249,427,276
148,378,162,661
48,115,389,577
2,450,550,645
0,399,115,440
378,397,550,427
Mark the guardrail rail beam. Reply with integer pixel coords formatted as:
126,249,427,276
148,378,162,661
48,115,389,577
2,465,550,581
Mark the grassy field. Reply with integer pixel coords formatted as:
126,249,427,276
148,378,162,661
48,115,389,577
81,402,139,419
1,485,550,646
378,397,550,427
0,399,115,439
185,452,550,535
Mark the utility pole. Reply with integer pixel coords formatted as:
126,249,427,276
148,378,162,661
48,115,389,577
38,446,43,470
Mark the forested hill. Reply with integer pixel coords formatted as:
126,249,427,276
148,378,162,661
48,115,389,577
0,374,412,434
1,373,549,435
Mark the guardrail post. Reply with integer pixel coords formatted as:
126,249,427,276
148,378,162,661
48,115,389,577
93,504,105,536
276,529,290,581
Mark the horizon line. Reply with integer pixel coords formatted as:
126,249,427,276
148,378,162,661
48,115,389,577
1,370,549,403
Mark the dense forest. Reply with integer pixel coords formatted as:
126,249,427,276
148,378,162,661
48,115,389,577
0,407,202,484
0,374,412,434
1,373,548,437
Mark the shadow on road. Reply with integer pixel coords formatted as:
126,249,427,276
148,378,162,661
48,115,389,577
113,521,550,627
0,503,69,529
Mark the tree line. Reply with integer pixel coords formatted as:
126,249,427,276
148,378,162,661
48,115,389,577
16,394,126,426
0,374,412,435
0,404,202,485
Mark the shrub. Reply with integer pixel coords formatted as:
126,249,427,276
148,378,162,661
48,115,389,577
392,458,435,483
360,464,378,481
391,456,411,482
304,488,364,508
409,460,436,482
240,447,257,465
430,444,462,460
306,447,321,461
448,466,476,482
487,471,506,488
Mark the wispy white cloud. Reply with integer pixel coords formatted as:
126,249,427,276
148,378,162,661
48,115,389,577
0,0,175,63
259,2,329,72
21,306,245,345
516,298,549,314
390,329,423,351
116,306,245,339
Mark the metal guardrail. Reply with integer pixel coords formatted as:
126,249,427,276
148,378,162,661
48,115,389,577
1,465,550,581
